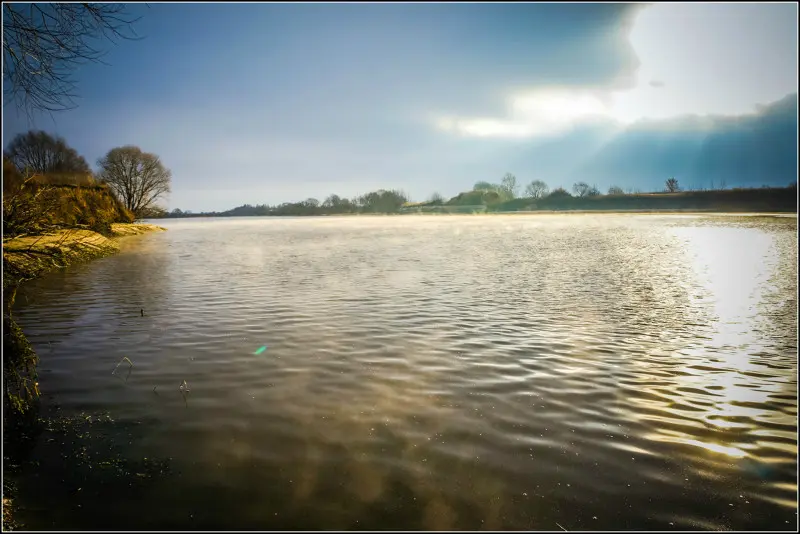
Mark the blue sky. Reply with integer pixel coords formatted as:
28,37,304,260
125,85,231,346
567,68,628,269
3,2,798,212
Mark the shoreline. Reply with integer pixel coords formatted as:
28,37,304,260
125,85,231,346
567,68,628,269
153,209,798,221
402,209,797,216
148,208,798,221
3,223,166,285
483,210,797,216
2,222,165,531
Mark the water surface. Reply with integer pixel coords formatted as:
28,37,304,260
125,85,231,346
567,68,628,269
11,214,798,530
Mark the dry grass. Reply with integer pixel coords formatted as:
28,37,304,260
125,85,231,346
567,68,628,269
110,223,166,236
3,496,14,531
3,224,165,286
3,180,135,239
3,228,117,252
3,229,119,281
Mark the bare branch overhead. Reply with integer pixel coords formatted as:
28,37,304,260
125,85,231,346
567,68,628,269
2,3,144,116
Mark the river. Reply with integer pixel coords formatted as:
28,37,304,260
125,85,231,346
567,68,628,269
9,214,798,530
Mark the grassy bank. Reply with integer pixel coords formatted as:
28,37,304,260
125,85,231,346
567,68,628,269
2,222,164,530
3,223,165,284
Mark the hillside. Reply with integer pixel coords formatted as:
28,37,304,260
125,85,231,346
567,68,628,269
3,162,135,238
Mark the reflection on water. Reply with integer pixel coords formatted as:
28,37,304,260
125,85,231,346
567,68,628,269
10,214,798,530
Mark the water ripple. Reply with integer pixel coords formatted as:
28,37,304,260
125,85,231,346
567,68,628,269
12,214,797,530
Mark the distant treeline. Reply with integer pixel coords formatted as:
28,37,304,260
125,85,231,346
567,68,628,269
157,175,798,218
153,189,411,218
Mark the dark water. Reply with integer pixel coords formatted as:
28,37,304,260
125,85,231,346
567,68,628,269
9,214,798,530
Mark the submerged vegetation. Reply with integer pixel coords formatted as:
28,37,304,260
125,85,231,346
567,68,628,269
161,174,798,218
4,407,174,530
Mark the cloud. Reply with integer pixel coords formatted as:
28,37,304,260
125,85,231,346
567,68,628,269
610,2,797,123
570,92,798,190
434,88,615,139
2,3,795,211
455,92,797,195
2,3,647,210
433,2,798,139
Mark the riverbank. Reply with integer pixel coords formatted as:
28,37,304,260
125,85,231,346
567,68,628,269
2,222,165,531
3,223,165,285
481,210,798,216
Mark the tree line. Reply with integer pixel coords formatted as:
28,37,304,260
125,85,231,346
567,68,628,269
162,189,412,218
5,132,794,222
161,173,701,218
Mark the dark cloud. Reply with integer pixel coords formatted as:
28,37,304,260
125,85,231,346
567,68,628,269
239,3,649,119
7,2,727,210
568,93,798,190
392,3,646,115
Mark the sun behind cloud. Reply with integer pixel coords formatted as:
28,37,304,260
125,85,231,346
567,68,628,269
434,2,798,139
435,88,613,138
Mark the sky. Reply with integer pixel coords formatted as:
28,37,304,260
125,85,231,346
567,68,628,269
2,2,798,212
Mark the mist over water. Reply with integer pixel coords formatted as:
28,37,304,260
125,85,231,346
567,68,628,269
12,214,798,530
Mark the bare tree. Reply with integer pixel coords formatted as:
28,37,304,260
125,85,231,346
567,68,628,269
572,182,591,197
665,177,680,193
96,146,171,217
2,167,63,237
608,185,624,195
3,130,90,175
524,179,549,199
500,173,519,199
2,3,143,116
